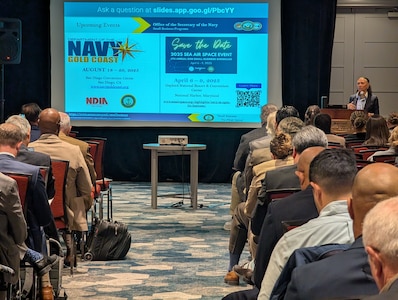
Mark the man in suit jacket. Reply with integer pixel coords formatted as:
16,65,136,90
58,112,96,185
0,123,52,253
284,163,398,300
6,115,55,200
362,196,398,300
233,104,278,173
0,172,28,286
29,108,93,232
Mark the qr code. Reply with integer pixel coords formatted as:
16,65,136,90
236,90,261,107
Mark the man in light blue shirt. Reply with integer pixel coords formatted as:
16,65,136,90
258,148,357,300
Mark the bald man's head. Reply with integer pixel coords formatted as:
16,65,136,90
38,108,61,135
349,162,398,238
295,146,325,190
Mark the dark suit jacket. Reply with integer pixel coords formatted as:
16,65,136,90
349,93,380,115
251,164,301,236
233,126,267,172
29,124,41,142
254,186,318,289
285,237,378,300
0,172,27,284
0,154,52,251
16,144,55,199
361,279,398,300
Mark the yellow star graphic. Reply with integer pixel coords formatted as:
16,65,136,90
112,38,143,61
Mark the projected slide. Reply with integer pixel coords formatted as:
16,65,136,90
64,2,269,123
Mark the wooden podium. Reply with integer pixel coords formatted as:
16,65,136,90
321,108,354,134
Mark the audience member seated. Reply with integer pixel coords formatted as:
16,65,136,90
347,76,379,116
363,115,390,146
0,172,29,289
0,172,59,297
303,105,320,125
0,123,53,254
5,115,60,295
222,146,325,300
345,110,368,142
257,148,357,299
21,102,42,142
387,111,398,132
251,125,328,237
0,123,60,298
226,104,277,229
29,108,93,267
284,162,398,300
242,111,277,199
6,115,55,201
224,131,296,286
223,126,329,300
241,107,300,203
59,112,97,185
227,105,297,231
362,196,398,299
233,104,278,173
368,126,398,162
314,113,346,147
245,132,294,228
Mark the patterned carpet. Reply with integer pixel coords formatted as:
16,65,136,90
61,182,252,299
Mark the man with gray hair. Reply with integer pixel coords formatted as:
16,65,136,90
6,115,55,200
362,196,398,299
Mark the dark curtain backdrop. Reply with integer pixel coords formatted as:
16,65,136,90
281,0,337,117
0,0,336,183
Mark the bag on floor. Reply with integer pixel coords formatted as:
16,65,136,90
84,218,131,261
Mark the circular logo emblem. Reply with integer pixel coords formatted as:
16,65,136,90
121,95,136,108
203,114,215,122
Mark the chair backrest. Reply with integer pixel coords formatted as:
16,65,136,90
69,130,79,138
38,166,49,189
356,159,374,170
345,140,364,148
267,188,301,202
50,159,69,229
87,141,99,164
78,137,107,181
328,142,343,149
4,172,31,211
281,219,308,233
373,154,398,164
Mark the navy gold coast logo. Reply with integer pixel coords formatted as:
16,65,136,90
67,38,143,63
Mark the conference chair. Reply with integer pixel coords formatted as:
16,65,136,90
0,264,15,300
39,166,49,189
372,154,398,164
50,159,74,274
4,172,39,299
4,172,31,212
327,142,344,149
78,137,112,221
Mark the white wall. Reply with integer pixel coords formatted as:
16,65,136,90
330,4,398,116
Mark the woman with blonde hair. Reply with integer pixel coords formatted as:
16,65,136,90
368,126,398,161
